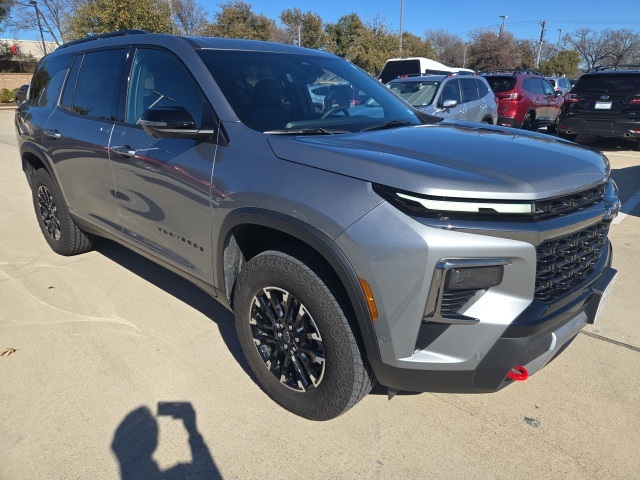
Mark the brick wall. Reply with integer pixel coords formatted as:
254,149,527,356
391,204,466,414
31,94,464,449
1,73,32,90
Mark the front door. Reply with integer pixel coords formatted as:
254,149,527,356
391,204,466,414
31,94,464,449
109,47,218,283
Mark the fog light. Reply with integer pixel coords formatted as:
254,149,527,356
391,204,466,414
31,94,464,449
445,265,504,291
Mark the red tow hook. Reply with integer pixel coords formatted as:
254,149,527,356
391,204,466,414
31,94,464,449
507,365,529,381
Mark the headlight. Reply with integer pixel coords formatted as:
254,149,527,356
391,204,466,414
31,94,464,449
374,184,534,218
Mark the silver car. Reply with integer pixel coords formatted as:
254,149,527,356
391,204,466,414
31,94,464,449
546,76,572,95
388,74,498,124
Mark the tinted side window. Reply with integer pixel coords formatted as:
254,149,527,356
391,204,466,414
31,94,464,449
29,56,72,107
475,79,489,98
126,48,205,127
440,79,461,105
522,78,533,93
460,78,479,103
60,55,82,111
72,49,127,120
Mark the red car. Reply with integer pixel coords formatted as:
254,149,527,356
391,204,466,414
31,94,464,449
482,71,564,132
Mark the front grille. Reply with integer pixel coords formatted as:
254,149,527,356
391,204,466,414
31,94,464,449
534,184,606,219
441,289,478,315
535,221,610,302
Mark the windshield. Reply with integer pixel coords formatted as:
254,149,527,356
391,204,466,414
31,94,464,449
197,49,422,133
388,80,440,107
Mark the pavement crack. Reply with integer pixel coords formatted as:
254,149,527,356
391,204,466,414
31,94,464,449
580,330,640,352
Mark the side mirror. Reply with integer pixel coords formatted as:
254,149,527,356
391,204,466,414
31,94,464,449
439,99,458,111
555,90,563,97
138,106,214,141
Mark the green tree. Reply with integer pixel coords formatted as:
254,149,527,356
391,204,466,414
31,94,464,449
67,0,172,39
204,0,275,41
400,32,435,60
539,50,581,76
279,7,326,49
325,13,365,60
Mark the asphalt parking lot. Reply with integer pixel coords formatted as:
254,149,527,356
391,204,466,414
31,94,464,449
1,109,639,479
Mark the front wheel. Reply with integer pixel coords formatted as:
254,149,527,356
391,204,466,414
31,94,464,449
233,247,373,420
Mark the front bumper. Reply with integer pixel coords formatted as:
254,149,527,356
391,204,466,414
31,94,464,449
370,264,616,393
558,116,640,138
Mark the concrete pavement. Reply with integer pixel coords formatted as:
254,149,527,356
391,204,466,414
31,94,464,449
1,110,639,479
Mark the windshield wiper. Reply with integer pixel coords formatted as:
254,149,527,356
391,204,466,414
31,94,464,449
263,127,348,135
360,120,413,132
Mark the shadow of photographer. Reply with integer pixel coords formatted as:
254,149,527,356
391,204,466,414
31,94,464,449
112,402,220,479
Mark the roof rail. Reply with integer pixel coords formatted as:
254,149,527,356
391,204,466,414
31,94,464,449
589,64,640,72
58,30,147,49
481,69,543,76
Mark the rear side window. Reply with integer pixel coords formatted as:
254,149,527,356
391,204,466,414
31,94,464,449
29,56,72,107
63,49,127,121
484,76,516,92
574,74,640,93
475,79,489,98
460,78,479,102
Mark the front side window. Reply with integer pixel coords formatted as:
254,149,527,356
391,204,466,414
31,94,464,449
126,48,206,126
440,79,461,105
70,49,127,120
197,49,423,133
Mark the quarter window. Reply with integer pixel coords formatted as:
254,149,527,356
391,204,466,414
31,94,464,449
29,56,72,107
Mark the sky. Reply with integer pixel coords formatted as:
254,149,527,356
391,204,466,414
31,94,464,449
11,0,640,43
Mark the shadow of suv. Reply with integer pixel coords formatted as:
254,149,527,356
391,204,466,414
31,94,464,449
483,70,564,132
15,30,619,421
558,66,640,150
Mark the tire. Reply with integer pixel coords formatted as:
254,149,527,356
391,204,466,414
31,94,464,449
233,246,374,420
521,113,534,131
559,132,577,142
547,116,559,134
31,169,94,256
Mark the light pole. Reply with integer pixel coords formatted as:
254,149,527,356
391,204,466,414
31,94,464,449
556,28,563,59
499,15,508,37
29,0,47,55
399,0,404,57
463,44,469,68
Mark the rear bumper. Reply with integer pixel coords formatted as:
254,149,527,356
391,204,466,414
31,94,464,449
558,116,640,138
497,115,521,128
371,264,617,394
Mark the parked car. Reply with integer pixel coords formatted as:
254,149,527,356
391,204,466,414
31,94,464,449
387,74,498,124
557,66,640,149
482,71,564,132
16,31,619,420
545,76,572,96
14,84,28,104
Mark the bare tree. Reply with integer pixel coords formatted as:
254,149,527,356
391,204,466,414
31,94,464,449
425,29,465,66
605,29,640,66
6,0,76,45
468,30,520,71
171,0,208,36
563,28,612,71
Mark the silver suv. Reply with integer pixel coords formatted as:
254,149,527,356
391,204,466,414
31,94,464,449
387,74,498,124
16,31,619,420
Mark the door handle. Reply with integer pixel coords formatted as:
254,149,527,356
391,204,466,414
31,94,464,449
44,129,61,139
111,145,136,157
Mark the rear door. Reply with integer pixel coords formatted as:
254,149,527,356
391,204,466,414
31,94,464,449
109,47,219,283
43,48,128,229
460,77,483,122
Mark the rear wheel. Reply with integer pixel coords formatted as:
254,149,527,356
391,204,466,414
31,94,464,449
233,246,373,420
547,117,559,134
521,113,534,131
31,169,94,256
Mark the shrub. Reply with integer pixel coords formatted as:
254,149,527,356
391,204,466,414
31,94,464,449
0,87,17,103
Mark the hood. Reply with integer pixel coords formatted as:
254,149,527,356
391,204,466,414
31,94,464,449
266,122,609,200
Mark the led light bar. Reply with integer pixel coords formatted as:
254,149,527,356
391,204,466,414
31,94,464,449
396,192,534,214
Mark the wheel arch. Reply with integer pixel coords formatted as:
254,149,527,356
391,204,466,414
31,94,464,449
218,208,381,362
20,142,56,187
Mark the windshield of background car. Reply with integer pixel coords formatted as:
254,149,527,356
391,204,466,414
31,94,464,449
484,76,517,92
574,74,640,93
388,80,440,107
196,49,422,133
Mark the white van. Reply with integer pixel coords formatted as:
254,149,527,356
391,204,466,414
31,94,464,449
378,57,474,84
